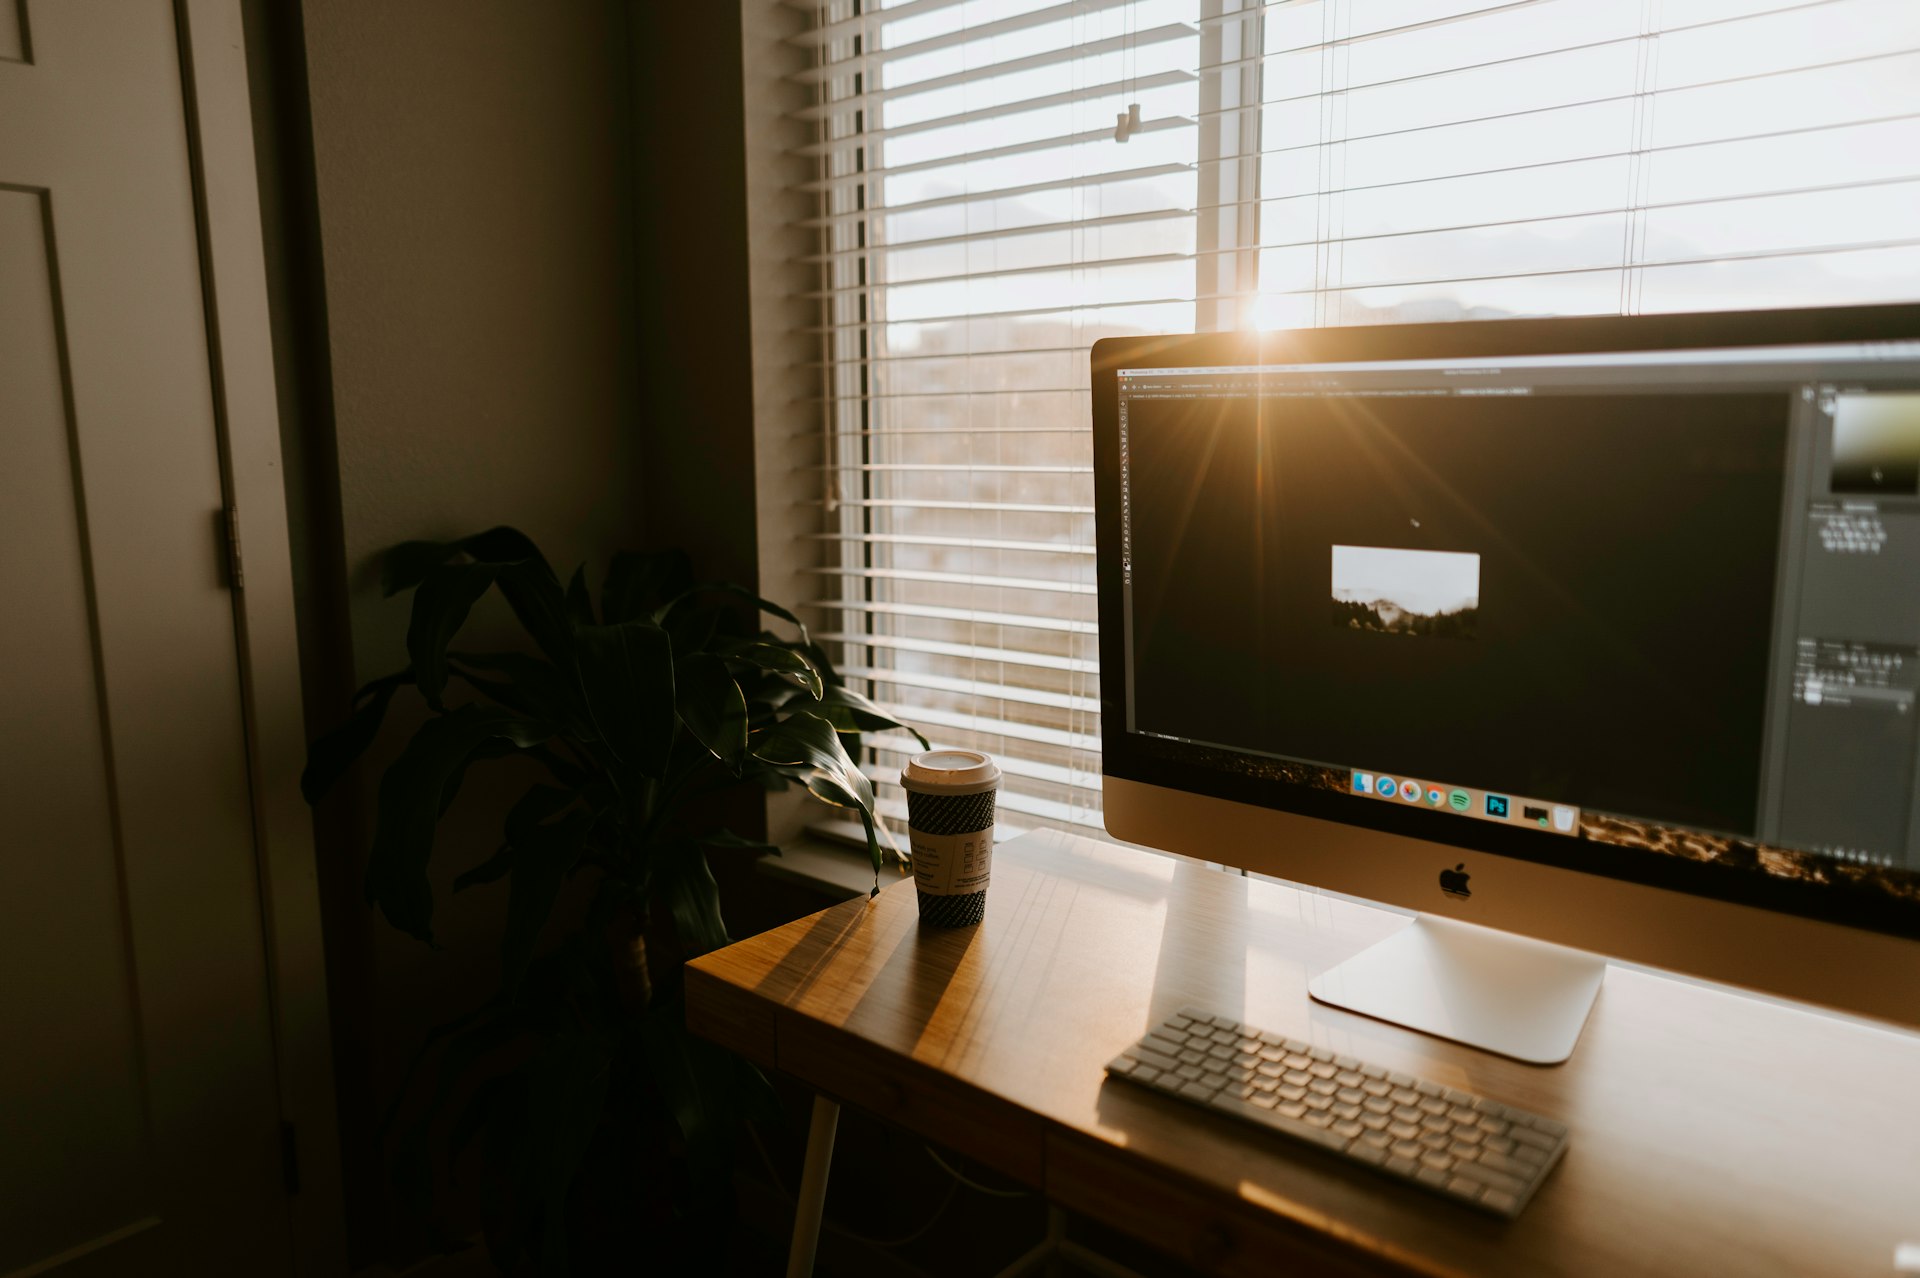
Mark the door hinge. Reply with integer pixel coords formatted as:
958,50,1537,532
223,504,244,591
280,1120,300,1196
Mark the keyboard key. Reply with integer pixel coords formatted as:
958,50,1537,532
1511,1126,1557,1152
1475,1151,1530,1178
1205,1091,1352,1154
1453,1161,1526,1196
1131,1047,1180,1073
1179,1080,1217,1102
1481,1189,1520,1215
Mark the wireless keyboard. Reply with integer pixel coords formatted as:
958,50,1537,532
1106,1009,1569,1219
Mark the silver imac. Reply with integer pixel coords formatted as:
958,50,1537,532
1092,305,1920,1063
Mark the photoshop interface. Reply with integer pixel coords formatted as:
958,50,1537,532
1116,347,1920,871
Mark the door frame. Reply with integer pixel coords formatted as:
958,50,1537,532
175,2,345,1272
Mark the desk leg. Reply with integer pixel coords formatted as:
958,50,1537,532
786,1094,841,1278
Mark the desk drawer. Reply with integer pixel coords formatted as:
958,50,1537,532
1046,1131,1407,1278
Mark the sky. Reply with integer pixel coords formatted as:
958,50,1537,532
1331,544,1482,614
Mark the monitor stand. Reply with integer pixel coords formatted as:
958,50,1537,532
1308,914,1607,1065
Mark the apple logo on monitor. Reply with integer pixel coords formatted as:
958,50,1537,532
1439,863,1472,899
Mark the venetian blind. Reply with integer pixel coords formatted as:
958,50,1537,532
791,0,1920,845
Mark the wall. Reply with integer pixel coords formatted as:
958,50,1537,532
248,1,643,1261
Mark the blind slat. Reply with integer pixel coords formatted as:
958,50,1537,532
864,700,1101,752
841,665,1100,713
864,737,1101,792
808,464,1091,473
794,71,1192,148
812,566,1099,595
804,498,1093,514
790,0,1140,79
819,631,1099,673
794,163,1192,227
807,599,1097,635
803,208,1193,262
789,22,1197,95
794,116,1194,191
811,533,1095,555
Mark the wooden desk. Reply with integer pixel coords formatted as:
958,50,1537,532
687,830,1920,1277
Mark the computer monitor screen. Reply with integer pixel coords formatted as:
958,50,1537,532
1093,308,1920,957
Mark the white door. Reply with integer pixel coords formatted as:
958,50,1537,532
0,2,292,1273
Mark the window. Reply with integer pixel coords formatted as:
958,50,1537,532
792,0,1920,844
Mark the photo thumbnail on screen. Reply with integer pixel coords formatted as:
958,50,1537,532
1330,545,1481,640
1832,393,1920,495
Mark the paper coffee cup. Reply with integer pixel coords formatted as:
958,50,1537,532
900,749,1000,927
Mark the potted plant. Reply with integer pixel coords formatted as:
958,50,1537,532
302,526,924,1274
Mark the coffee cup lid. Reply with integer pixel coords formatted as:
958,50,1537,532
901,749,1000,795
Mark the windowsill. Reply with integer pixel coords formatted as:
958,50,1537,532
755,831,898,900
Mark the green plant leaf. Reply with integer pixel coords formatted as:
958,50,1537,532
756,711,899,884
813,683,932,749
564,565,595,628
660,839,728,956
301,669,413,804
407,561,497,710
662,602,722,661
366,705,551,943
438,736,523,818
673,653,748,765
721,641,824,700
449,650,591,736
640,999,781,1197
653,581,810,646
493,559,574,669
600,548,693,625
574,621,675,777
751,711,873,807
501,806,593,996
751,710,887,880
382,526,550,597
452,844,515,893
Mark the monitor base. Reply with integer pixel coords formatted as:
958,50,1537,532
1308,915,1606,1065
